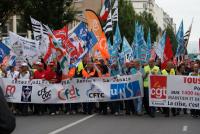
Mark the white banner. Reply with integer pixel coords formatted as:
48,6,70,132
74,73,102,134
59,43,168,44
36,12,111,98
0,74,143,104
149,75,200,109
9,32,39,64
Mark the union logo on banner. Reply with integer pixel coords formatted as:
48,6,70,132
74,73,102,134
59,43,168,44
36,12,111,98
150,75,167,99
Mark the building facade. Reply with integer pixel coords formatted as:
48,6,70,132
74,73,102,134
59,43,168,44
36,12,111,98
129,0,176,32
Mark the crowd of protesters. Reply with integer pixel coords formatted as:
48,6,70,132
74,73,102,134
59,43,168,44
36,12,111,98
0,56,200,118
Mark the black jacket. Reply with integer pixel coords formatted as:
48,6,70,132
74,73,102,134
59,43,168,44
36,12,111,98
0,87,16,134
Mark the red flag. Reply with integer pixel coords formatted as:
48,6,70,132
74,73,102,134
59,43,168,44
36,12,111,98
100,0,111,21
161,36,174,69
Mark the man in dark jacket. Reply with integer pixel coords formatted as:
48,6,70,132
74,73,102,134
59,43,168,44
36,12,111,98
0,87,16,134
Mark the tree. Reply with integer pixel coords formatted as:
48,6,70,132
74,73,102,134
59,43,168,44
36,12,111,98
0,0,76,30
0,0,19,27
118,0,136,44
18,0,76,30
136,11,158,43
166,25,178,54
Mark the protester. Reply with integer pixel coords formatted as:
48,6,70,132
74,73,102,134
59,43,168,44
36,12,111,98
130,59,143,116
17,62,31,115
143,58,160,117
189,63,200,118
161,61,177,117
33,62,46,115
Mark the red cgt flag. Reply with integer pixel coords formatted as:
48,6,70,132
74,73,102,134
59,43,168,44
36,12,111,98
161,36,174,69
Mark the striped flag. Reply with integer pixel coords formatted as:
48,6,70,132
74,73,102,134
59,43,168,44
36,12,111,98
184,19,193,55
30,17,49,56
100,0,111,21
103,10,113,34
112,0,118,22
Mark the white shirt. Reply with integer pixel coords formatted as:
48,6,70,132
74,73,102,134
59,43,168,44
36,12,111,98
7,71,19,79
18,71,31,79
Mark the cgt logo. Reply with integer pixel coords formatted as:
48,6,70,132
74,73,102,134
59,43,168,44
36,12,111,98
110,81,141,100
57,85,80,100
150,76,167,99
5,85,16,98
38,87,51,102
87,84,104,99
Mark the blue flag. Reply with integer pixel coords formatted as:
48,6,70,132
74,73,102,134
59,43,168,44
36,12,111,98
135,23,147,64
122,36,134,62
73,22,88,42
155,31,166,61
113,23,122,50
107,38,113,55
176,20,184,56
146,29,151,61
0,42,10,63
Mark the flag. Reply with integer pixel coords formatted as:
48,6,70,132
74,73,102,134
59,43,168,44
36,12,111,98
103,10,113,35
30,17,49,56
155,31,166,62
184,19,193,55
112,0,118,22
161,36,174,69
85,10,108,60
176,20,184,56
0,42,10,63
122,36,134,62
94,32,110,60
107,38,113,55
85,10,103,41
135,24,147,64
100,0,111,21
146,28,151,61
113,23,122,50
68,22,97,66
9,31,39,65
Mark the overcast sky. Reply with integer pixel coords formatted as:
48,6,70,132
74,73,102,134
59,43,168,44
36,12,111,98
156,0,199,53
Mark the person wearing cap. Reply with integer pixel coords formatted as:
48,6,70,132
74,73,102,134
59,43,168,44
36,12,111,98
33,62,46,115
17,62,31,115
143,58,160,117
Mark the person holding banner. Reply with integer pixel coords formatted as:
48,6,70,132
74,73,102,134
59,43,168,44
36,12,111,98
17,62,32,115
130,60,143,116
33,62,46,115
5,65,19,115
110,63,121,116
81,60,99,115
143,58,160,117
189,63,200,118
161,61,177,117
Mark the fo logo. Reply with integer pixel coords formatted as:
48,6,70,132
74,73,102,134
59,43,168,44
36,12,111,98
38,87,51,102
5,85,16,98
150,76,167,99
58,85,80,101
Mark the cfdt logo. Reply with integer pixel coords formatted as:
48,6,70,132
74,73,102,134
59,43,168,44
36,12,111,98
86,84,105,99
5,85,16,98
110,81,141,100
38,87,51,102
58,85,80,101
150,76,167,99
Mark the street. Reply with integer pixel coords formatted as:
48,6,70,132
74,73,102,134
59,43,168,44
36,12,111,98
13,113,200,134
